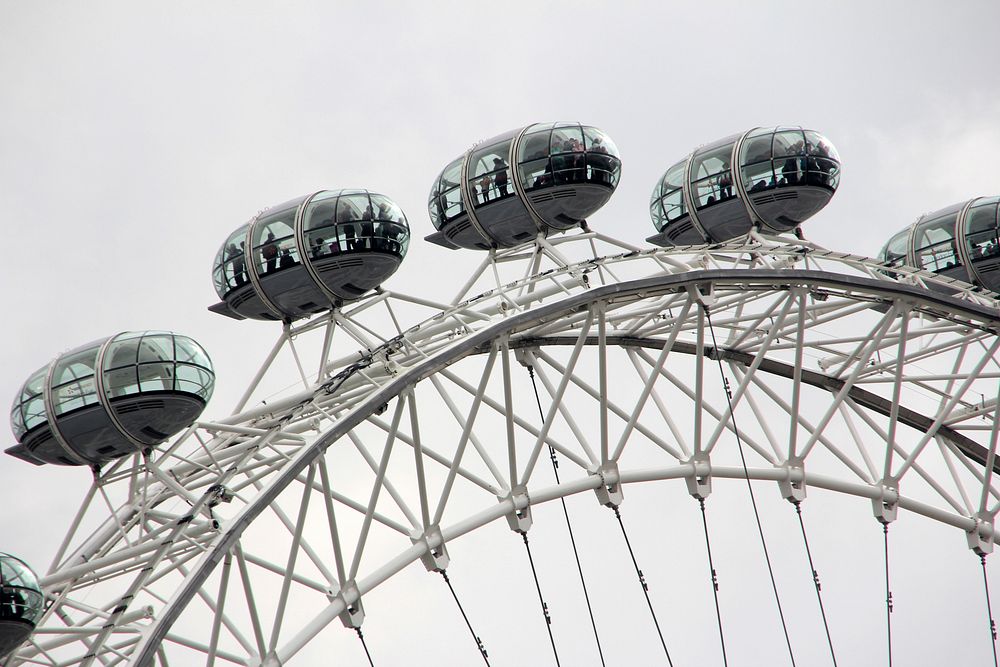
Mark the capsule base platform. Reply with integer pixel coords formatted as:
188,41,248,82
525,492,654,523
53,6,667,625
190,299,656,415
0,618,33,658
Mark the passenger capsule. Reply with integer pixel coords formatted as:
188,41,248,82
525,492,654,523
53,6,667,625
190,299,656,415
879,197,1000,292
426,122,622,250
210,190,410,321
6,332,214,467
648,126,841,246
0,554,43,658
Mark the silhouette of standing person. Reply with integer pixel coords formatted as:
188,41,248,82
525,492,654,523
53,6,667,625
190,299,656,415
262,232,278,273
493,157,509,197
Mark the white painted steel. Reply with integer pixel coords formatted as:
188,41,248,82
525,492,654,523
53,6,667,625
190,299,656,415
8,231,1000,666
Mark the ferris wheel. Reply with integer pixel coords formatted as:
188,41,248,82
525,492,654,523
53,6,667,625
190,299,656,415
3,123,1000,667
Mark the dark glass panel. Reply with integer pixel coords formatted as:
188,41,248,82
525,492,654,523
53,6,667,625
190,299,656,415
741,134,773,164
772,130,805,157
518,131,551,162
520,158,552,191
742,160,776,192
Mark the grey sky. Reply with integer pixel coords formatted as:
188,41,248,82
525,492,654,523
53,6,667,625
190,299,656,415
2,1,1000,664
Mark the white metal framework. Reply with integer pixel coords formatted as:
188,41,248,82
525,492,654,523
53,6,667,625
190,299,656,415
8,229,1000,666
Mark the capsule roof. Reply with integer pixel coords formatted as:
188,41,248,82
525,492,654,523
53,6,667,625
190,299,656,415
879,196,1000,293
0,554,44,657
211,189,410,322
648,126,841,246
426,122,622,250
7,331,214,467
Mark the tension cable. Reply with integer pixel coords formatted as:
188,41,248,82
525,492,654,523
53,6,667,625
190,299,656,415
521,531,561,666
440,570,490,665
613,505,675,665
354,627,375,667
981,554,998,666
793,502,838,666
527,365,607,666
698,497,729,666
704,307,797,666
883,523,893,667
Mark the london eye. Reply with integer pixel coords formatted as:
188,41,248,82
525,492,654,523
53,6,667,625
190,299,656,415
2,109,1000,667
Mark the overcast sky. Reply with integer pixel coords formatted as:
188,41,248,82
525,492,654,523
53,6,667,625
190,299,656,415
2,1,1000,664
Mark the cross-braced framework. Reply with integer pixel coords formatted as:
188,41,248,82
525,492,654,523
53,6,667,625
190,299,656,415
8,230,1000,666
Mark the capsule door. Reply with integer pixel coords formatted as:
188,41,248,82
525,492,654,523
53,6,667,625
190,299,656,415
516,123,620,231
687,136,750,242
464,135,540,247
250,195,332,320
429,157,488,250
963,197,1000,292
302,191,408,300
911,207,969,284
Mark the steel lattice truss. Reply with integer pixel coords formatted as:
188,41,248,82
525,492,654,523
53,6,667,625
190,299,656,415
9,231,1000,666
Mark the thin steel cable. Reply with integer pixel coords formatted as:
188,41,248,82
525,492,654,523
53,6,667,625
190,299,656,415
612,506,675,666
704,307,797,667
521,532,561,666
793,502,838,666
355,627,375,667
441,570,491,665
698,497,729,666
883,524,893,667
527,366,607,666
981,554,998,667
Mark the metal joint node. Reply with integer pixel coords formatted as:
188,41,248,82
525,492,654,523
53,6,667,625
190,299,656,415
206,484,234,507
872,481,899,524
504,489,533,533
334,581,365,629
778,458,806,503
967,515,995,556
513,346,538,368
685,455,712,500
593,463,623,507
411,526,450,572
686,283,716,308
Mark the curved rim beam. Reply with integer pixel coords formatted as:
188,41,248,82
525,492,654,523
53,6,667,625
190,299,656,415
129,267,1000,665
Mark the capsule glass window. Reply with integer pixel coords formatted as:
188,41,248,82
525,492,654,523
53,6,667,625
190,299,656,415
332,193,372,252
881,229,910,268
101,332,214,401
10,368,46,439
468,140,513,207
0,555,44,623
302,191,343,259
651,161,687,230
213,225,250,299
583,126,621,187
430,158,465,229
690,144,735,209
253,203,300,277
913,213,960,272
51,346,100,416
549,125,587,185
966,198,1000,260
368,194,409,257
